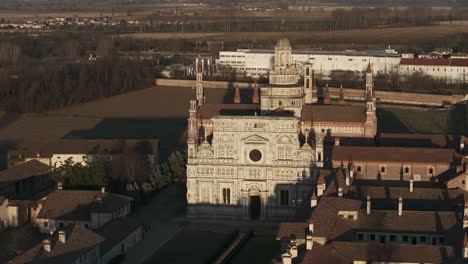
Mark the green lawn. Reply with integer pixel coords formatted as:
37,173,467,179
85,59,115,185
230,235,281,264
0,225,45,263
144,229,232,264
377,104,467,135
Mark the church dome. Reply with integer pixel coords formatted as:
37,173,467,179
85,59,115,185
275,38,291,48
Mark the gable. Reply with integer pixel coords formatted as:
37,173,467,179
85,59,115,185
241,134,269,143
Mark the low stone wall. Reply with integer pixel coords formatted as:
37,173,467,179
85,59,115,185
154,78,467,107
326,87,466,107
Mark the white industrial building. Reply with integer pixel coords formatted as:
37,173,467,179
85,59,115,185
217,48,468,83
217,48,404,78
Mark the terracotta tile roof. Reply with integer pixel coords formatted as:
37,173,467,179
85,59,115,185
353,185,464,201
9,139,158,158
37,190,132,221
331,241,456,263
0,160,51,183
310,197,362,238
400,58,468,67
9,224,105,264
276,222,308,240
300,242,348,264
378,133,460,149
301,105,366,123
400,58,451,66
348,209,459,234
197,104,259,119
332,146,457,164
97,217,143,256
323,167,354,197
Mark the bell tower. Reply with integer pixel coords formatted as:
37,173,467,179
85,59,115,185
304,64,316,104
365,63,377,138
195,58,204,105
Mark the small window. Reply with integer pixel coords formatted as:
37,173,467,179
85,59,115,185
380,165,386,174
390,235,396,241
370,234,376,241
44,221,48,227
357,166,362,173
439,237,444,244
428,167,434,175
420,236,426,242
347,215,354,219
357,234,364,240
404,166,410,174
84,224,89,228
403,235,409,242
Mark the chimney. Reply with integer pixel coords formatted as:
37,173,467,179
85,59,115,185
366,194,371,215
57,182,63,190
101,186,106,193
317,177,325,197
252,82,259,104
398,195,403,216
338,187,343,197
334,137,340,146
282,252,292,264
338,84,345,105
308,220,314,233
43,239,51,252
311,192,317,207
409,176,414,193
465,173,468,192
58,230,66,243
306,235,313,250
464,233,468,259
290,245,298,258
345,171,350,186
234,83,241,104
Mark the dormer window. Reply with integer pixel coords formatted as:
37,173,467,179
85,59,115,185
379,165,386,174
357,166,362,173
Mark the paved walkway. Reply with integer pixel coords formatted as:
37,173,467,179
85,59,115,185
122,184,187,264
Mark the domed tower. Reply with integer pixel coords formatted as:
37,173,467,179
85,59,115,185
260,38,305,116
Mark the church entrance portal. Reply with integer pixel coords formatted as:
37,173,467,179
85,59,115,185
249,196,261,220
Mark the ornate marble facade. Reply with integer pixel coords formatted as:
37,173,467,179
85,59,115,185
186,38,376,220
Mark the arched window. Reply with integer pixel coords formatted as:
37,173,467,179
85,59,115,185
222,188,231,204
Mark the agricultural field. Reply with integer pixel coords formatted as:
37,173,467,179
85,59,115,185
0,85,465,163
377,104,468,135
117,25,468,50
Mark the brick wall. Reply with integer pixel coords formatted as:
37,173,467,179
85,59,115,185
155,79,467,107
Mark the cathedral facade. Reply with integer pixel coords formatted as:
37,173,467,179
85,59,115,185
186,38,377,220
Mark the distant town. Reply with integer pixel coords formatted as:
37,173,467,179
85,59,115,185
0,1,467,264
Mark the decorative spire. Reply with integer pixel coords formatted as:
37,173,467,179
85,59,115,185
252,82,259,104
338,84,345,105
367,62,372,73
234,83,241,104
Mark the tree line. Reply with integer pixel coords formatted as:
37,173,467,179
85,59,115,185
0,32,153,112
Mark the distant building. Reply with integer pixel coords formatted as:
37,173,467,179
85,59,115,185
9,217,143,264
218,48,468,83
399,58,468,83
36,186,133,233
217,48,402,78
7,139,159,168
